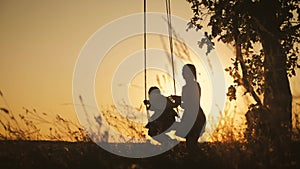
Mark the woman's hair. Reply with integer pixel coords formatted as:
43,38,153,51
183,64,197,80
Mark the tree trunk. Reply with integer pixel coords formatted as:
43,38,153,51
260,32,292,141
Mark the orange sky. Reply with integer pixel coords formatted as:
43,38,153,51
0,0,197,120
0,0,299,141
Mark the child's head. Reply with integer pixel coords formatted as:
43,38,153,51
182,64,197,81
148,86,161,95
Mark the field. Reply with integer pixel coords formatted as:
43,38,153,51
1,140,299,169
1,97,300,169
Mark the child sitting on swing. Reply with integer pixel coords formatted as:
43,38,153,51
143,86,181,144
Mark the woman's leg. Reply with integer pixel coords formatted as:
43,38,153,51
186,136,198,153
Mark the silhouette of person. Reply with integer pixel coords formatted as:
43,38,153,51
144,86,180,145
175,64,206,151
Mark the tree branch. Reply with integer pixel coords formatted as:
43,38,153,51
236,42,263,106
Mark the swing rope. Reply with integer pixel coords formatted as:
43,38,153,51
166,0,180,117
143,0,177,120
165,0,176,96
144,0,150,120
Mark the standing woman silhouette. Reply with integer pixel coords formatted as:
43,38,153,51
177,64,206,151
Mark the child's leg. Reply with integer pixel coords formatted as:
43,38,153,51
154,133,177,147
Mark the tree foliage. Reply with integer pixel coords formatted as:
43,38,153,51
187,0,299,103
186,0,300,140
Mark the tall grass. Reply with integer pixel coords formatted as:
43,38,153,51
1,88,299,145
0,90,89,141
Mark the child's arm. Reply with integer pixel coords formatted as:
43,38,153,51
169,95,181,108
143,100,151,110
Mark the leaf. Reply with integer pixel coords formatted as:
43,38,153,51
186,22,194,31
291,69,296,76
226,85,237,101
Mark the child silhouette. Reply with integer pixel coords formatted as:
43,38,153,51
144,86,180,145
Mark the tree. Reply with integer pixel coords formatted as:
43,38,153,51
186,0,300,141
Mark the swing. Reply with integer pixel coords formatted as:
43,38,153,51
143,0,177,120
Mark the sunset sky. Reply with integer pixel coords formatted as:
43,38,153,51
0,0,299,141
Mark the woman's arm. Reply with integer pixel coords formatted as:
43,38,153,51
181,86,187,109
